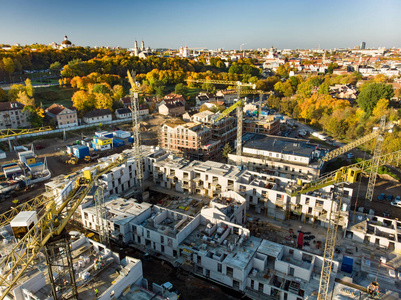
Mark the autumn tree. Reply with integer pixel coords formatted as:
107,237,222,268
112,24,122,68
111,85,124,101
94,93,113,110
23,106,44,127
72,90,95,112
356,83,393,115
372,98,389,118
222,143,232,160
16,91,35,107
49,61,62,75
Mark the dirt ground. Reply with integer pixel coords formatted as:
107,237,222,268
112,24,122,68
350,174,401,219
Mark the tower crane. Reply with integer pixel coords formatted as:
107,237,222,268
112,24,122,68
0,154,128,300
286,149,401,300
185,78,255,156
127,70,144,201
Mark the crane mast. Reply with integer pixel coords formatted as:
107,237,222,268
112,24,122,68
365,115,386,204
185,79,257,156
128,70,144,201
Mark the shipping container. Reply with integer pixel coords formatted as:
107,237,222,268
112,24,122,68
27,162,45,173
113,139,125,147
95,131,113,138
93,137,113,146
73,145,90,159
113,130,131,139
95,131,108,137
1,162,17,171
128,137,135,143
4,166,23,179
0,150,6,160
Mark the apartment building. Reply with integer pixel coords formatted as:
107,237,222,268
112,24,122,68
45,103,78,128
228,134,323,180
243,116,280,136
216,90,237,105
159,121,221,161
192,111,237,147
102,201,338,299
0,102,30,129
153,154,352,226
82,109,112,124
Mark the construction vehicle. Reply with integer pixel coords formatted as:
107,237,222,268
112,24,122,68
285,149,401,300
185,78,255,156
0,153,128,300
65,156,79,164
84,153,100,163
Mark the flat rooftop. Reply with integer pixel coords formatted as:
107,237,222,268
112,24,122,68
242,133,315,158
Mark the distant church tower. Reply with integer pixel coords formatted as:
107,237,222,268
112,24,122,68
141,40,145,52
134,40,139,56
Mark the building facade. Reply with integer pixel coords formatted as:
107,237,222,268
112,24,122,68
0,102,29,129
45,104,78,128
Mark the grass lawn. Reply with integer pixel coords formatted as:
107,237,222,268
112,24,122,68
187,87,202,97
34,86,75,108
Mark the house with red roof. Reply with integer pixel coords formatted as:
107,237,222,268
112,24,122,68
45,104,78,128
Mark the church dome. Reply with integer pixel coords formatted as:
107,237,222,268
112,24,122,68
62,35,72,45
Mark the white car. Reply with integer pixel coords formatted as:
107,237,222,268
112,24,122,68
391,200,401,207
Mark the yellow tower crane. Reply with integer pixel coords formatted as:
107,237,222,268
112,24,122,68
0,154,128,300
185,79,255,156
286,149,401,300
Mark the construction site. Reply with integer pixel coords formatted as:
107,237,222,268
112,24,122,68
0,75,400,300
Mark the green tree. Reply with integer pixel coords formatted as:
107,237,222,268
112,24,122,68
92,84,110,94
155,85,166,99
23,106,44,127
3,57,15,81
356,83,394,115
0,87,6,102
222,143,232,159
202,82,215,93
49,61,62,75
175,83,188,97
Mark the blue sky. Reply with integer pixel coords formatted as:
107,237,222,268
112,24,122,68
0,0,400,50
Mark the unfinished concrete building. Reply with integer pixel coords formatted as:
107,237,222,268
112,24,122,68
159,121,221,161
228,133,324,180
243,116,280,136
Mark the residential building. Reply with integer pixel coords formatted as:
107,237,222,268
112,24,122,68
159,121,220,160
0,102,29,129
82,109,112,124
45,103,78,128
243,116,280,136
115,108,132,119
216,90,237,105
228,134,323,180
158,101,185,117
119,97,131,108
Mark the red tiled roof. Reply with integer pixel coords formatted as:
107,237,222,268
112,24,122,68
46,103,66,115
0,102,24,112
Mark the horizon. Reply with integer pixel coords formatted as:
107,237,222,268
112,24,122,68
0,0,400,50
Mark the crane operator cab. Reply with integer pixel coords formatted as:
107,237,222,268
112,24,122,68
345,167,361,184
10,211,38,240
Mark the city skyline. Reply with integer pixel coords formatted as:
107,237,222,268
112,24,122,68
1,0,400,50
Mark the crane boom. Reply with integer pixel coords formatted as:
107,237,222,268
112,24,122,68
0,155,128,299
286,149,401,197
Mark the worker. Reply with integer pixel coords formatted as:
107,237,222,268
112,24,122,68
94,288,99,297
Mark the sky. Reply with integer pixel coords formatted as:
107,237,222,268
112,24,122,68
1,0,400,50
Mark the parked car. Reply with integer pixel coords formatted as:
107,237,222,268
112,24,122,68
347,153,354,159
386,194,393,201
395,195,401,202
391,200,401,207
377,193,386,201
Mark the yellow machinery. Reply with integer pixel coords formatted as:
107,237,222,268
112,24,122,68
185,78,255,156
286,149,401,300
65,156,79,164
0,154,128,300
